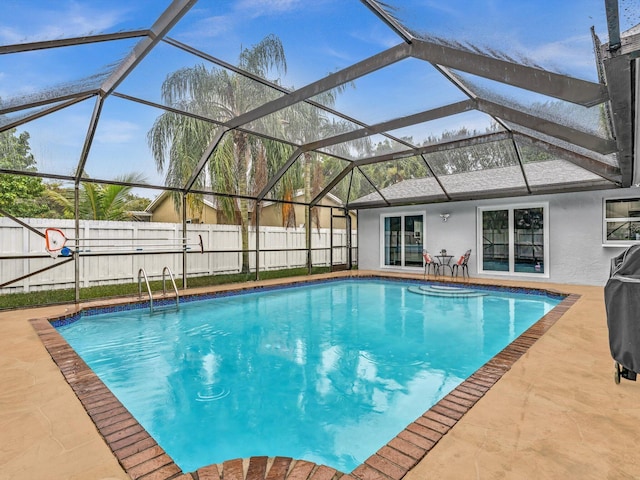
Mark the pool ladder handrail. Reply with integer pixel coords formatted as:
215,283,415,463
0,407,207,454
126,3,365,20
137,267,180,314
162,266,180,311
138,268,154,314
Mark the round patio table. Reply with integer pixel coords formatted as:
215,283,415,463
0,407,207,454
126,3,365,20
436,255,454,275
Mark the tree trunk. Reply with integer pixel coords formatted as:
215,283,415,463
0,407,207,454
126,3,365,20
304,152,311,225
304,152,312,270
237,133,251,273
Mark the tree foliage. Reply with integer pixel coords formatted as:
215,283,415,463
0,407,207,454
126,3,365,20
46,173,148,220
0,128,48,217
147,34,367,244
148,34,289,271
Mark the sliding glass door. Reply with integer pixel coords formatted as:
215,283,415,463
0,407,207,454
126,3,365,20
514,207,545,273
383,216,402,266
382,213,424,268
482,210,509,271
479,204,548,276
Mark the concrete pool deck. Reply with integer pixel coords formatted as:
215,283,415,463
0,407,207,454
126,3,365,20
1,271,639,479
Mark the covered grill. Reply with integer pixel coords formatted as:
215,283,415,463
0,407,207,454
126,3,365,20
604,245,640,383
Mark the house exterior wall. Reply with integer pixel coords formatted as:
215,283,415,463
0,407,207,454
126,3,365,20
198,204,219,224
260,200,357,229
259,203,289,227
150,195,355,228
357,187,640,286
150,196,218,224
151,197,181,223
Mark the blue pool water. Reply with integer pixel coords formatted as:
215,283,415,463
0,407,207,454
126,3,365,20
58,279,560,473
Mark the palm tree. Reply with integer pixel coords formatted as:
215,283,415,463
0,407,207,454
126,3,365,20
258,139,298,227
147,34,287,272
277,90,370,229
47,173,147,220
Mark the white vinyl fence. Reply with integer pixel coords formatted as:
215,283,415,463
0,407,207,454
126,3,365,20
0,218,357,294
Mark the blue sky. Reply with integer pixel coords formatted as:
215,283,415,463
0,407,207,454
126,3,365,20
0,0,614,191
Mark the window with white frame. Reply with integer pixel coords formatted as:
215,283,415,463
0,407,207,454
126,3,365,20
477,203,549,276
604,198,640,244
380,212,425,268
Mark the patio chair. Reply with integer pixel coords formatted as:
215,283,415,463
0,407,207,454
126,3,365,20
452,249,472,278
422,250,439,278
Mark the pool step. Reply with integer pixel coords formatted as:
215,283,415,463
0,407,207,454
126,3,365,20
408,285,488,297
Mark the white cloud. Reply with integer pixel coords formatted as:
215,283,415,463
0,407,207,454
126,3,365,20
526,35,596,73
318,45,355,63
95,119,140,144
422,0,461,17
180,0,306,41
0,26,23,44
236,0,303,17
0,2,128,43
350,28,400,51
178,13,234,41
474,32,598,81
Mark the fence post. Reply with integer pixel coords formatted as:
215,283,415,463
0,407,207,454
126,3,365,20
22,225,30,293
132,222,138,284
83,223,90,287
330,207,334,270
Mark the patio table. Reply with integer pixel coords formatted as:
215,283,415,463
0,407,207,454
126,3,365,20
436,254,454,275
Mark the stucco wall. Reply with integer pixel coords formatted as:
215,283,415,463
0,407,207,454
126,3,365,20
151,196,219,224
260,201,357,229
357,187,640,286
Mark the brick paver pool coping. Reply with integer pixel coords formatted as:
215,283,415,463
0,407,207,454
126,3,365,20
30,280,579,480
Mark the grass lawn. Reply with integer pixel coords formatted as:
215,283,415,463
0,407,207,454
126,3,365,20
0,266,339,310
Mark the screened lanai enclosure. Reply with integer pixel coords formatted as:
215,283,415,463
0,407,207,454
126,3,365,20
1,0,639,303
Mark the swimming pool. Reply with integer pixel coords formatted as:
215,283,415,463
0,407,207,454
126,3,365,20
56,278,562,473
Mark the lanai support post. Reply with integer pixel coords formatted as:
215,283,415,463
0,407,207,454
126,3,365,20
330,207,334,271
306,204,312,275
74,184,80,304
346,208,352,270
255,202,260,282
182,191,187,290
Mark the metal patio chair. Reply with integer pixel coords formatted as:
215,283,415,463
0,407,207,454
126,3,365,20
422,250,440,278
452,249,472,278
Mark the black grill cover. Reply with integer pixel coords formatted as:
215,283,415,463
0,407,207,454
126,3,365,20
604,245,640,373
